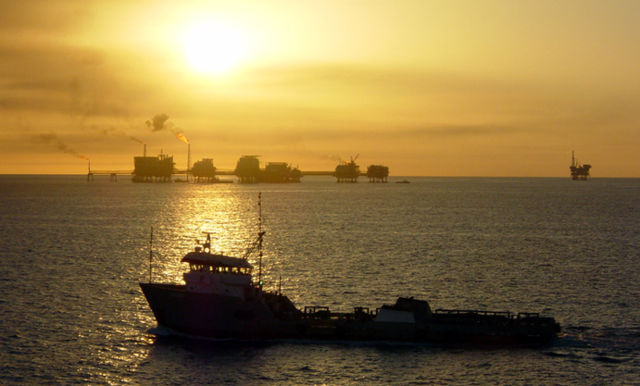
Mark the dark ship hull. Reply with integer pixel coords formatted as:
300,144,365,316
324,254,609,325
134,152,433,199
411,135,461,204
141,283,560,344
140,283,298,339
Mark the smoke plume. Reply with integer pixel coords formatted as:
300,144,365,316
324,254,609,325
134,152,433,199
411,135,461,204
129,136,145,144
34,133,88,160
146,113,170,132
99,128,145,144
147,113,189,144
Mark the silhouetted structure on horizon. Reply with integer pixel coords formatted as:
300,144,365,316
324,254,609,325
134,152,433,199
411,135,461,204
367,165,389,183
570,151,591,180
235,155,301,183
235,155,262,183
263,162,302,183
95,151,390,183
87,159,94,182
334,155,361,183
133,148,174,182
191,158,217,183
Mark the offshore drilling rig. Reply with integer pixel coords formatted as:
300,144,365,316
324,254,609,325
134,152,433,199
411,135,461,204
569,151,591,180
333,154,389,183
334,155,361,183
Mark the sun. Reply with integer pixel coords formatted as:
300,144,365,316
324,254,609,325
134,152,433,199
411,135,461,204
183,20,247,75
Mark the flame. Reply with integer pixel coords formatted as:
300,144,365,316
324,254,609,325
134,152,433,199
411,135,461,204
176,132,189,144
80,155,88,161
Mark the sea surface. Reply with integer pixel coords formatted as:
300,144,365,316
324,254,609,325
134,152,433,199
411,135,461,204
1,175,639,384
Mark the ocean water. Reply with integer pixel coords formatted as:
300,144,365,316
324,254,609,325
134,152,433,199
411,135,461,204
1,175,639,384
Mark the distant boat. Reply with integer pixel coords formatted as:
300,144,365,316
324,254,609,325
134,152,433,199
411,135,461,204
140,194,560,344
396,179,410,184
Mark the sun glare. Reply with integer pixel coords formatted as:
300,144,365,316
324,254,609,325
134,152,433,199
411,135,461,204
183,20,247,75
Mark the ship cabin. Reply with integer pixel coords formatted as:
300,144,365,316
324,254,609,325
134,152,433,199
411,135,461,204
181,246,253,297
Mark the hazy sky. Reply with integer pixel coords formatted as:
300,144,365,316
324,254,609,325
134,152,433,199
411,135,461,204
1,0,638,176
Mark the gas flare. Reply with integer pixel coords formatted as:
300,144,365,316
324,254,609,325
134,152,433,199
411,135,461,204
146,113,189,144
176,132,189,144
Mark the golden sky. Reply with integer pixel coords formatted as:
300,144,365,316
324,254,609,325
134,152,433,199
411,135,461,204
1,0,638,176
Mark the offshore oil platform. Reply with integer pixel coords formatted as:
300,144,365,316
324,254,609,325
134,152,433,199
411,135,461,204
569,151,591,180
334,155,389,183
334,155,361,183
132,145,174,183
190,158,223,183
366,165,389,183
89,146,389,184
234,156,302,183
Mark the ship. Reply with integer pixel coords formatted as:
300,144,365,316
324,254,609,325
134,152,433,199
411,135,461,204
570,151,591,180
140,195,561,344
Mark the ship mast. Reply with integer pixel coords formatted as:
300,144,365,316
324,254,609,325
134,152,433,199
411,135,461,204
148,226,153,283
258,192,263,289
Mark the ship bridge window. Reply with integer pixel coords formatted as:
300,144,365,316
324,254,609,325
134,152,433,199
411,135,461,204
189,264,206,272
206,266,250,274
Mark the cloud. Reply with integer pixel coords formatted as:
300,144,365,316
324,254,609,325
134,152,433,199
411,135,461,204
0,0,88,36
263,124,524,151
0,40,145,119
402,124,523,138
245,62,523,96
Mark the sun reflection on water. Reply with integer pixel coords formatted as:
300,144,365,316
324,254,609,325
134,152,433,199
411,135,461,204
147,188,264,285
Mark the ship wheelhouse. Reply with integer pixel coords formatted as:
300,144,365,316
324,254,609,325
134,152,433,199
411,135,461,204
181,248,254,297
